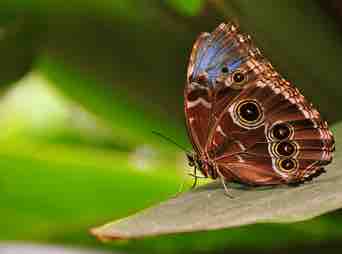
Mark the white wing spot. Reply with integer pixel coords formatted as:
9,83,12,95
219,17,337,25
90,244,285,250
187,97,212,109
256,80,266,87
236,155,245,163
216,125,227,137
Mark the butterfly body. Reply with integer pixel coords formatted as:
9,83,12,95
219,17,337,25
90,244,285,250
184,23,334,187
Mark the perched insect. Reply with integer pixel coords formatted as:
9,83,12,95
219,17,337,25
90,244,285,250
184,23,335,194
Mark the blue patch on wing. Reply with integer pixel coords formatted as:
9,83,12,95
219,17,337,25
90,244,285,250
191,27,245,87
227,58,243,73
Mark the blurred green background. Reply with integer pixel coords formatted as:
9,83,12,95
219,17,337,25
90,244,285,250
1,1,342,253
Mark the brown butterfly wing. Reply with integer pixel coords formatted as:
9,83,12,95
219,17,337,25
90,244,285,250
185,22,334,185
184,32,212,154
209,75,334,185
184,23,268,155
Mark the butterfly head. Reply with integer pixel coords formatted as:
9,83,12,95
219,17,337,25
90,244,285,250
186,153,217,178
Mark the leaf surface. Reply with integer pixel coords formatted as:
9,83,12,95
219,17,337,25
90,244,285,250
92,123,342,240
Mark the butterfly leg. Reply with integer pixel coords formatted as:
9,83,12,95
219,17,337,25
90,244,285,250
190,166,198,189
217,169,234,198
174,167,206,198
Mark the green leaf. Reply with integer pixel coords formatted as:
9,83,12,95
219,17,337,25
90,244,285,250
36,57,187,149
25,5,221,148
0,11,43,87
91,122,341,240
166,0,205,16
0,139,183,242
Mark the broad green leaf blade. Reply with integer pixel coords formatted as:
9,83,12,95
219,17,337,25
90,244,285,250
0,139,183,241
91,123,341,240
37,57,186,149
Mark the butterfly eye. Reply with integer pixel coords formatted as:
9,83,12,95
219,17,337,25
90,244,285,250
270,123,293,141
232,71,246,84
235,100,263,128
274,141,298,157
278,158,298,172
187,154,195,167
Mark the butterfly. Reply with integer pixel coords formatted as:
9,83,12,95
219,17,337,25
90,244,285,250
184,23,335,193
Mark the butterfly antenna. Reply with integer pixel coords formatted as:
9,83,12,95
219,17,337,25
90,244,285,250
152,131,191,154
